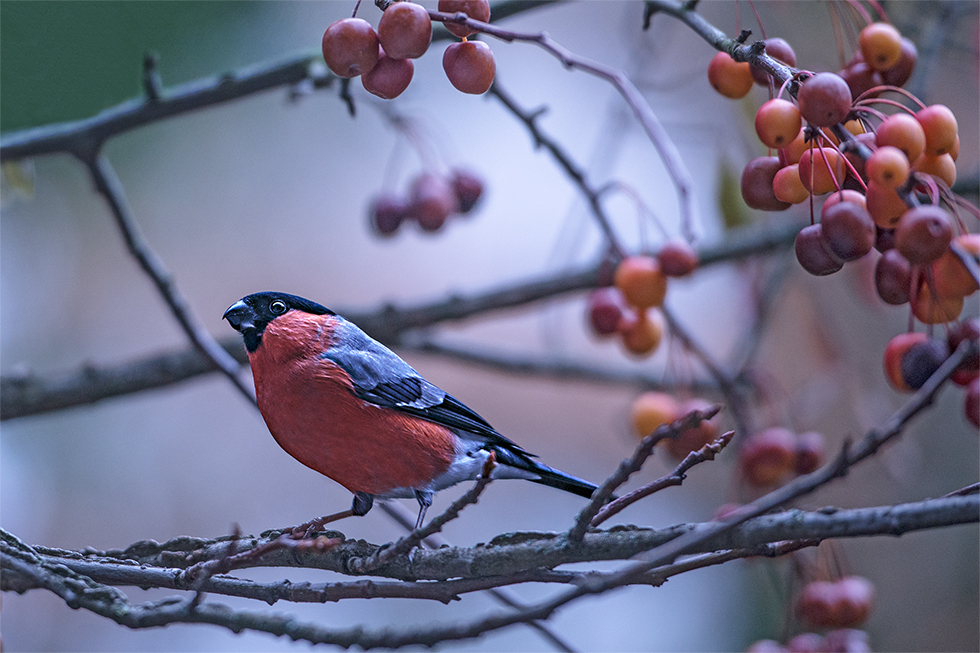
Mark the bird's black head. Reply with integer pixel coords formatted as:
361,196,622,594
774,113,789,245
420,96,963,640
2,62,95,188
223,292,333,353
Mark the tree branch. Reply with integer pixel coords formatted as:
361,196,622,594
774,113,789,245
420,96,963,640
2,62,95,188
0,220,803,421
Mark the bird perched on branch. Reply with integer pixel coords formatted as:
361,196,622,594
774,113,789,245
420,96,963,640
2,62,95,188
224,291,599,530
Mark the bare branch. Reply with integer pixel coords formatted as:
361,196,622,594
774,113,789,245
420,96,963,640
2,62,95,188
567,404,723,541
589,430,735,528
5,495,974,647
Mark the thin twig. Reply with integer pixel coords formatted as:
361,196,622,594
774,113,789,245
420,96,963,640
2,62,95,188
567,404,723,541
590,430,735,528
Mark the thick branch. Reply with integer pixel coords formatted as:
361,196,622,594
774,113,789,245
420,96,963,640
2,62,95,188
4,496,975,647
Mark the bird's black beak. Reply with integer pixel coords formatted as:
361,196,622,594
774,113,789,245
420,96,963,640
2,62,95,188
223,299,255,332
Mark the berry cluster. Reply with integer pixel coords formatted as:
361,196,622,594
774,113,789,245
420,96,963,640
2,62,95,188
587,243,699,357
795,576,876,630
710,19,977,425
370,168,484,236
320,0,496,100
629,391,719,459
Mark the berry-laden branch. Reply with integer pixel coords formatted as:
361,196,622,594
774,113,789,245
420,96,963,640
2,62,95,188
0,219,803,421
3,495,975,647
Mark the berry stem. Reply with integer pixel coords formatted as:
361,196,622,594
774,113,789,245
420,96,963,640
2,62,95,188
843,0,873,27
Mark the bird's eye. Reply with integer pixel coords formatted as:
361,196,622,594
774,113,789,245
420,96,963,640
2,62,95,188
270,300,287,315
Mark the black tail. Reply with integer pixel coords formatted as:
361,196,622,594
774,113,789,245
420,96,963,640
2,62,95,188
529,463,599,499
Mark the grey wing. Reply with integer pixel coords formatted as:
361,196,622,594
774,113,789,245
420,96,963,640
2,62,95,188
322,318,535,456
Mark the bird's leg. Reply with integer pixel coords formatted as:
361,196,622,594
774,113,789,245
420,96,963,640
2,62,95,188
413,490,433,530
290,492,374,538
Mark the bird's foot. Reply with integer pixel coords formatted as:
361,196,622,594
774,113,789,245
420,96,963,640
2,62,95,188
289,508,355,539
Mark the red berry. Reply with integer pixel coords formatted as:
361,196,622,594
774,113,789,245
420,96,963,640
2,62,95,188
820,201,875,261
378,1,432,60
361,49,414,99
899,338,949,390
895,205,953,265
658,241,699,277
742,156,791,211
741,427,797,487
881,37,917,87
370,195,408,236
449,168,484,213
797,72,852,127
839,60,883,100
407,173,457,231
438,0,491,39
587,288,625,337
834,576,875,627
947,319,980,386
796,224,844,276
874,249,912,305
794,431,825,474
443,40,496,94
796,580,840,628
321,18,380,78
883,332,931,392
966,378,979,428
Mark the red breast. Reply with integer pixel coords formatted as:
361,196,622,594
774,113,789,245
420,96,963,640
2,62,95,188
246,310,457,495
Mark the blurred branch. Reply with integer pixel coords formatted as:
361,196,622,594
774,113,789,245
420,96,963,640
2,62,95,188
425,3,702,242
0,56,331,162
82,153,256,406
488,82,624,255
0,220,803,421
4,495,975,645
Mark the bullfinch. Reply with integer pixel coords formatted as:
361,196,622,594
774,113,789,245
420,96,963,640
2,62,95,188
223,291,599,529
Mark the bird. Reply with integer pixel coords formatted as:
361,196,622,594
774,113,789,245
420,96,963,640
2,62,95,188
223,291,599,531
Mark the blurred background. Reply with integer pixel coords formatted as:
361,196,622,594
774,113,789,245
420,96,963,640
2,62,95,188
1,1,977,651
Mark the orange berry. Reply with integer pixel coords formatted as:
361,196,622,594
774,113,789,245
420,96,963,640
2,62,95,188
865,181,908,228
619,309,664,357
912,281,964,324
773,164,809,204
859,22,903,71
614,256,668,309
755,99,802,148
707,52,753,99
875,112,925,163
914,153,957,187
933,234,980,298
866,145,910,188
916,104,958,156
884,332,929,391
630,391,679,439
798,147,844,195
781,127,809,165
